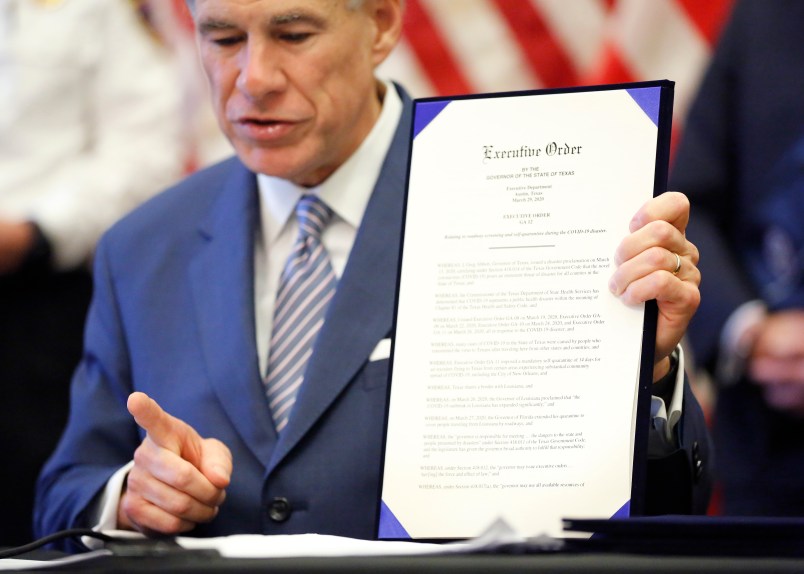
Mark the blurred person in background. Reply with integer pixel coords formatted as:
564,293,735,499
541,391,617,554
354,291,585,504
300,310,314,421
669,0,804,516
0,0,183,545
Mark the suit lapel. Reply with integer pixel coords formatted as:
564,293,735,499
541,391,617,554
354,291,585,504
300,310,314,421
189,160,278,466
268,91,413,471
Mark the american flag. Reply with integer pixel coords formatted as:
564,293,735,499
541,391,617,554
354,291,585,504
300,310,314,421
378,0,734,146
148,0,734,164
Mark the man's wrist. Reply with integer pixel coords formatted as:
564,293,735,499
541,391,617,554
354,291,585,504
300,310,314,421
652,349,679,407
652,355,672,382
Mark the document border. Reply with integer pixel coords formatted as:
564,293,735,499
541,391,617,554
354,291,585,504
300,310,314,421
377,80,675,541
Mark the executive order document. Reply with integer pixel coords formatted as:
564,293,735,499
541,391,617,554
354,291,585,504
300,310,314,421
380,82,673,540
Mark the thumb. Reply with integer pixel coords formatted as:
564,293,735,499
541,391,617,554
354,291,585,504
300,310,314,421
199,438,233,490
127,392,203,465
629,191,690,234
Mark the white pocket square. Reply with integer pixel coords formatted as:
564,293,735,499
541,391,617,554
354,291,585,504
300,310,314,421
369,338,392,361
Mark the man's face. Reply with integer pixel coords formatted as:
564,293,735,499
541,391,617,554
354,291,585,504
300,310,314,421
194,0,399,187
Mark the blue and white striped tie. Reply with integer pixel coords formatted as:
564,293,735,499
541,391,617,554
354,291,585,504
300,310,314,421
264,195,337,432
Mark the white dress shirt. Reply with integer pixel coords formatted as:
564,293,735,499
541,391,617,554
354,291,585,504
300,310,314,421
254,82,404,376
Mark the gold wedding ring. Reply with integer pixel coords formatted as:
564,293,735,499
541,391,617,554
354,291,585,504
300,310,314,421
672,252,682,275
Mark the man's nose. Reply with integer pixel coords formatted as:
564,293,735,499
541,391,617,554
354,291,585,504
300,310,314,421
236,41,287,100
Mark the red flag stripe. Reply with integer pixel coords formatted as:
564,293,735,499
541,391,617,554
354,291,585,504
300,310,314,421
171,0,195,32
584,43,635,86
401,0,473,96
491,0,579,88
675,0,735,45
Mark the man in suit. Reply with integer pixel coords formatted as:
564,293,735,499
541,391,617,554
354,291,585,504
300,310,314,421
35,0,709,549
670,0,804,515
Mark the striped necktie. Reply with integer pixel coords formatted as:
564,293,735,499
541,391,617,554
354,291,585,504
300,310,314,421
264,194,337,432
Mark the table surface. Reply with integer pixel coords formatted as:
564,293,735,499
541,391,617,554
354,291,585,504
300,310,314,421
6,550,804,574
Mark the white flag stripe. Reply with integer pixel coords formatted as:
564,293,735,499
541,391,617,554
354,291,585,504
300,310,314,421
377,40,436,99
611,0,711,122
421,0,539,93
532,0,608,74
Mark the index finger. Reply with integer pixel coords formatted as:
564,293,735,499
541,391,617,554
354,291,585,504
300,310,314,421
629,191,690,234
128,392,187,455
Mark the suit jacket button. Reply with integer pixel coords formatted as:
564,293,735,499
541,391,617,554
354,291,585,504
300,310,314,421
269,497,292,523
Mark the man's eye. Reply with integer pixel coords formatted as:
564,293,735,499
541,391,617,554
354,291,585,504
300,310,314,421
279,32,312,43
211,35,244,47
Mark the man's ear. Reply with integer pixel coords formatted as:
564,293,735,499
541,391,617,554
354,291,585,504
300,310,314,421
368,0,403,67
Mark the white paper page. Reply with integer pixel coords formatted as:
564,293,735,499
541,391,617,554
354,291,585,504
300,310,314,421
174,519,542,557
176,533,454,558
382,87,663,539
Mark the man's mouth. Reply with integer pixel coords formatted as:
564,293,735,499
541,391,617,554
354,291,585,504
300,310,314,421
234,117,298,141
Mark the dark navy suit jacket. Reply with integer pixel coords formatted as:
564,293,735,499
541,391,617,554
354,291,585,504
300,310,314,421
36,86,711,548
670,0,804,515
670,0,804,366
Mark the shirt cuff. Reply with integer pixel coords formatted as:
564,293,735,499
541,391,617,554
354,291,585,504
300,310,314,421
649,346,685,449
81,461,135,549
